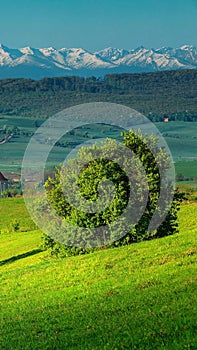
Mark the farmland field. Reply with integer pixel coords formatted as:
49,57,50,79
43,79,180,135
0,116,197,180
175,161,197,179
155,121,197,161
0,199,196,350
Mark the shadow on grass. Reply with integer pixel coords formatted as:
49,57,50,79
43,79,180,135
0,249,43,266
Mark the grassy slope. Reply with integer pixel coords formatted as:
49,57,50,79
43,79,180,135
0,201,196,350
0,198,36,232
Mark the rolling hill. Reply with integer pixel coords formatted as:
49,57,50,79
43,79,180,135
0,199,196,349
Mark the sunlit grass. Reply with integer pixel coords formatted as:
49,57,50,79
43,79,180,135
0,202,196,349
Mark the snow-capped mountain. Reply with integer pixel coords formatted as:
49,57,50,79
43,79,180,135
96,45,196,70
0,44,196,79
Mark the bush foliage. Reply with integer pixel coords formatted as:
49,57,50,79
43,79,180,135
42,130,184,256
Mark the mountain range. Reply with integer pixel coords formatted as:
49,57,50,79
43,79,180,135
0,44,196,79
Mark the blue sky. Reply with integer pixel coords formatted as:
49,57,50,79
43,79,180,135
1,0,196,50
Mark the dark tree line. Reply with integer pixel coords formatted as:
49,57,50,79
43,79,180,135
0,69,197,120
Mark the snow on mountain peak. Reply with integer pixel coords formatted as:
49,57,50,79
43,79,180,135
20,47,35,55
0,44,196,79
95,47,130,61
40,47,56,53
179,44,194,51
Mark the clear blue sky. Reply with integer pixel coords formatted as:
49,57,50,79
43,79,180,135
1,0,196,50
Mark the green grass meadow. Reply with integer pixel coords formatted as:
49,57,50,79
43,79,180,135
0,198,36,232
0,198,196,350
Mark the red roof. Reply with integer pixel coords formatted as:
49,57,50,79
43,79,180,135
0,172,8,181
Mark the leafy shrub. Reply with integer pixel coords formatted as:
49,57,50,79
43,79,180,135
10,219,20,232
41,130,184,256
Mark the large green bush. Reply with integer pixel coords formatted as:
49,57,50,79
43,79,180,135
42,130,183,256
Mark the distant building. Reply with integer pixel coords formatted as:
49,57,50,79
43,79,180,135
164,117,169,122
0,172,9,197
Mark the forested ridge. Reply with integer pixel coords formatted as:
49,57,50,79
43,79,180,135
0,69,197,121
